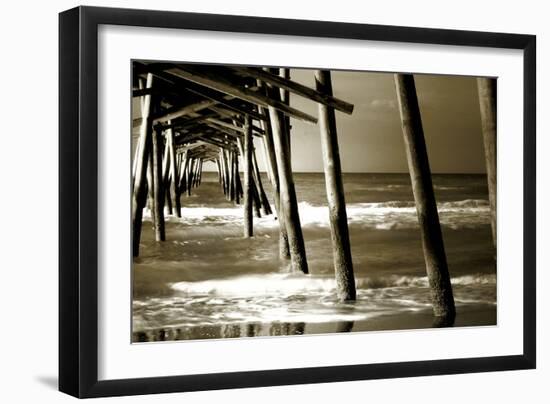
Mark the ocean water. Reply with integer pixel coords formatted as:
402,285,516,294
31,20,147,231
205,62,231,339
132,172,496,342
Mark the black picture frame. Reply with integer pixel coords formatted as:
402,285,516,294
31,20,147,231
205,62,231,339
59,5,536,398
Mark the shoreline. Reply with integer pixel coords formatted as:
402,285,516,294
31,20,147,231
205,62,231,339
132,303,496,343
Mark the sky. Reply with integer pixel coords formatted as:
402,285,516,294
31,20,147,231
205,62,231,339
133,67,488,174
279,69,486,173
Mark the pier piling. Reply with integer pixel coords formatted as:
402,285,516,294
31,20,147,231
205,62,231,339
394,73,455,324
268,98,309,274
315,70,356,301
244,115,254,237
132,73,154,257
477,78,497,249
152,126,166,241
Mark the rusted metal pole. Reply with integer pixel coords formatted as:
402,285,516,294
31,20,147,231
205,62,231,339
394,73,455,324
315,70,356,301
477,78,497,249
243,115,254,236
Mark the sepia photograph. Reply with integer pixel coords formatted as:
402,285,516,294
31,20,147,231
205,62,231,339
131,61,497,343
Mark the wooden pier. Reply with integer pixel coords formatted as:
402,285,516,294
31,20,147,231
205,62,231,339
132,62,496,319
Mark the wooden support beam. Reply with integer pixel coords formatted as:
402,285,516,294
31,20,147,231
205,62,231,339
201,121,243,141
161,137,171,216
132,73,154,257
196,135,233,151
153,99,217,123
152,126,166,241
258,105,290,258
176,131,212,146
267,90,308,273
146,139,157,213
187,158,195,196
206,117,265,136
477,77,497,249
222,150,231,200
179,153,189,193
132,87,156,97
219,150,228,196
315,70,356,302
164,67,318,124
236,160,244,201
209,104,267,123
251,178,262,218
279,68,292,160
252,148,272,216
228,152,235,201
230,66,354,114
215,158,223,186
159,112,218,131
232,152,239,203
198,159,203,186
394,73,455,324
243,115,253,237
142,64,268,122
167,126,181,217
279,68,290,108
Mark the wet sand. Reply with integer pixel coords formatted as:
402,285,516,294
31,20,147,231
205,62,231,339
132,303,496,343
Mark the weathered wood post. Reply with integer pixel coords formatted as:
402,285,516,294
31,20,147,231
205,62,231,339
243,115,254,237
252,179,262,218
146,148,155,211
187,157,194,196
167,126,181,217
279,68,291,157
161,140,173,215
258,104,290,259
215,158,222,185
315,70,356,301
179,152,189,194
132,73,153,257
233,152,241,204
219,150,228,196
394,73,455,324
193,158,201,188
477,78,497,249
228,151,235,201
152,126,166,241
252,149,272,215
223,150,232,201
267,89,309,274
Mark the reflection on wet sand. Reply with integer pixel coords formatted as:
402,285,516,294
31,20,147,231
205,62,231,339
134,321,331,342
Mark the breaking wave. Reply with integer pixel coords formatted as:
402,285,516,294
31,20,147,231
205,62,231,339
143,199,490,230
171,273,496,296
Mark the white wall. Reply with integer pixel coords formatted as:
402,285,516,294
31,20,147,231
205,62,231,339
0,1,546,402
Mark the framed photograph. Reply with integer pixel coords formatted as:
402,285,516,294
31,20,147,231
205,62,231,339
59,6,536,398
